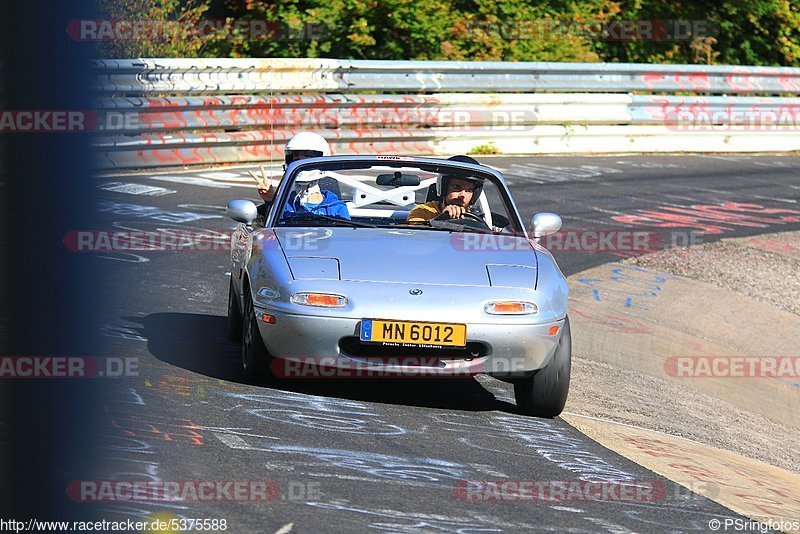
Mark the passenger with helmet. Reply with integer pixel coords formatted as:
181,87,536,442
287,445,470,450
406,155,485,224
249,131,350,222
279,169,351,220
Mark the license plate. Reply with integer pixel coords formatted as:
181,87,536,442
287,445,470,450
360,319,467,347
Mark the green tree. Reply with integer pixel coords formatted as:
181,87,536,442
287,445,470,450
444,0,617,61
94,0,800,66
94,0,213,58
212,0,461,59
209,0,620,61
594,0,800,66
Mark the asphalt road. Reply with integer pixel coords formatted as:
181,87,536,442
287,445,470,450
83,154,800,533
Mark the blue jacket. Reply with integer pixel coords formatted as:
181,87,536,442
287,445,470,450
282,190,351,220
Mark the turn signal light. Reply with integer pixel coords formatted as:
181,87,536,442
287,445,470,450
291,292,348,308
484,301,538,315
548,325,560,336
262,313,277,324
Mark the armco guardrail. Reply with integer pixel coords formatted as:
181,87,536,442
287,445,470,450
92,59,800,170
93,59,800,95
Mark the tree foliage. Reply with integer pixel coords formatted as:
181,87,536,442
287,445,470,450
595,0,800,66
94,0,213,57
95,0,800,66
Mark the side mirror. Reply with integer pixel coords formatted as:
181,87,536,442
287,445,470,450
227,199,258,224
531,212,562,238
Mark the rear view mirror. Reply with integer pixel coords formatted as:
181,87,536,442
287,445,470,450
376,172,421,187
531,212,562,238
227,199,258,224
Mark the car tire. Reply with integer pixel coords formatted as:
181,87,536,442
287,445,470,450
227,275,243,342
514,316,571,418
241,285,271,383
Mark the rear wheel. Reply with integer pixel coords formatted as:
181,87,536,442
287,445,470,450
227,275,243,342
514,316,571,417
241,285,271,383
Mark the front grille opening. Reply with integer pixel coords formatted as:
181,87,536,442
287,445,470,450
338,336,489,362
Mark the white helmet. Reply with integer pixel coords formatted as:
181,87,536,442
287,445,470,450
285,132,331,164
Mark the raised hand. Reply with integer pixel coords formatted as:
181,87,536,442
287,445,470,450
249,165,275,201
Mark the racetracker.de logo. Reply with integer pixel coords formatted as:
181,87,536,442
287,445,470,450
0,110,143,132
465,19,713,42
451,230,661,254
227,106,539,130
63,230,333,253
67,19,325,42
64,230,233,253
0,357,138,378
0,110,92,132
67,480,280,502
664,107,800,131
664,356,800,378
453,480,666,502
271,357,482,378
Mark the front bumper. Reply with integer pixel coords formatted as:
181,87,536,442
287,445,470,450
254,306,564,375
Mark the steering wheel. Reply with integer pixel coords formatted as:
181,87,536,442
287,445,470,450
459,211,489,226
432,210,491,231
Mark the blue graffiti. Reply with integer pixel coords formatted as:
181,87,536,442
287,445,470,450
577,264,676,309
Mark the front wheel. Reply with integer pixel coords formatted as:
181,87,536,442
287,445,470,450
241,287,272,383
514,316,572,417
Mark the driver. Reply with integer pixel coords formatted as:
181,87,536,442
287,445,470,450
406,155,514,233
406,175,483,224
407,154,484,225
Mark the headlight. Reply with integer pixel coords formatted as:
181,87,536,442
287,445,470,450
291,292,348,308
484,301,538,315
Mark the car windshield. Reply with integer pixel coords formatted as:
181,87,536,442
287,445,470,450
272,159,523,234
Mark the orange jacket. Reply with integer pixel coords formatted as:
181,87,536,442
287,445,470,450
406,201,442,224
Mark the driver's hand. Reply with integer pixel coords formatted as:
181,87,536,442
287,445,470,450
249,165,275,202
442,204,466,219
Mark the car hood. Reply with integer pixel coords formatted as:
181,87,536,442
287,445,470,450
274,227,538,287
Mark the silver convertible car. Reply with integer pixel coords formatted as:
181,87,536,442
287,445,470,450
226,156,570,417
